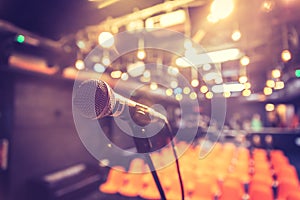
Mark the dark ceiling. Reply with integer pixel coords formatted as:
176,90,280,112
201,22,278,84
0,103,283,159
0,0,163,40
1,0,300,98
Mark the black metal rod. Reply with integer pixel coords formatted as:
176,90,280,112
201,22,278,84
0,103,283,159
144,153,167,200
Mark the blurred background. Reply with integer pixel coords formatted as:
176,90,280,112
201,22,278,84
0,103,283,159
0,0,300,199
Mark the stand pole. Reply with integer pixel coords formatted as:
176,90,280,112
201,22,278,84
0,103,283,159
130,118,166,200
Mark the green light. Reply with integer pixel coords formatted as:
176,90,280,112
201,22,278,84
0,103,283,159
16,35,25,43
296,69,300,78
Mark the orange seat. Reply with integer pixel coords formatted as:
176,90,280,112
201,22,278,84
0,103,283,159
278,178,299,199
190,175,220,200
118,159,146,197
251,174,274,187
277,165,298,182
139,173,161,199
287,191,300,200
118,173,145,197
220,178,244,200
99,166,125,194
249,183,273,200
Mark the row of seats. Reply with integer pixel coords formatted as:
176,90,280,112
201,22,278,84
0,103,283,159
99,142,300,200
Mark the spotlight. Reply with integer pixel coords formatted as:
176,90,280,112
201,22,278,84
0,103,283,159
98,32,114,48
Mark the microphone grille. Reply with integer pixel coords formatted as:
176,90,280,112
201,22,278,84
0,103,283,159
73,80,115,119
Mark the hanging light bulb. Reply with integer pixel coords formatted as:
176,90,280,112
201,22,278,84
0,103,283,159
272,69,281,79
200,85,209,93
137,38,146,60
170,80,178,88
98,32,114,48
240,56,250,66
262,0,275,13
175,94,183,101
183,87,191,94
189,92,197,100
231,30,241,41
110,70,122,79
266,80,275,88
137,50,146,60
242,89,251,97
263,87,273,95
75,59,85,70
210,0,234,20
281,49,292,62
121,73,129,80
244,82,251,89
150,82,158,90
191,79,199,87
239,76,248,84
274,81,284,90
166,88,173,96
223,91,231,98
265,103,275,112
205,91,213,99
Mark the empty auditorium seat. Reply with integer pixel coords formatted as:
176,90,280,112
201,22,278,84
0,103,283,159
99,166,125,194
220,177,244,200
249,183,273,200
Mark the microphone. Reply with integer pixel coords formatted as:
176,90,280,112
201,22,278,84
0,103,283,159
73,79,167,125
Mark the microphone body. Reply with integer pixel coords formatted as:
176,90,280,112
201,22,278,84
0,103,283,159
73,80,167,125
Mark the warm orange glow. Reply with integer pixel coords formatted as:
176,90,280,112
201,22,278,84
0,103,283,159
62,67,78,79
9,54,58,75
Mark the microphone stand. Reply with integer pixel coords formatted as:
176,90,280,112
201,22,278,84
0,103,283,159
130,109,167,200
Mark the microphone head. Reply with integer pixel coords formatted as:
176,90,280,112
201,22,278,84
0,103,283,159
73,79,115,119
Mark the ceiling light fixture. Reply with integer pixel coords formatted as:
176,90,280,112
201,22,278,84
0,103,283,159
98,32,114,48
